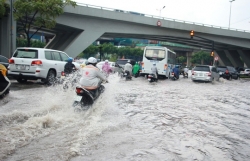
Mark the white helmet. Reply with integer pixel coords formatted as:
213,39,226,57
153,62,156,65
127,60,131,63
105,59,108,63
88,57,97,64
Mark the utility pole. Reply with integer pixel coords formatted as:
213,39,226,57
229,0,235,29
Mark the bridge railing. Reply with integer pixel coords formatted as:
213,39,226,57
76,2,250,33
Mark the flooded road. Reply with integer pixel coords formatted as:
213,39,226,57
0,75,250,161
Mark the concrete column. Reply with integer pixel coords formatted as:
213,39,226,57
224,50,244,67
0,15,16,58
186,51,192,67
237,50,250,68
64,30,105,58
216,50,233,66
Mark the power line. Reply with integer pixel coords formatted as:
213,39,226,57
231,16,250,25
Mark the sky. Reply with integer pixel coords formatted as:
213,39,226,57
74,0,250,31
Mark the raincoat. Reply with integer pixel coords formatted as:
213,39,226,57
102,62,112,74
151,64,158,78
79,64,107,90
132,62,140,75
124,62,132,76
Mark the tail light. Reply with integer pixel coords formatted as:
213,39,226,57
141,62,144,68
75,88,84,94
225,70,229,74
192,71,195,75
61,71,65,76
171,72,174,75
207,72,211,76
31,60,42,66
164,64,167,70
9,59,14,64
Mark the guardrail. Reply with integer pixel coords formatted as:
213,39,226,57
76,2,250,33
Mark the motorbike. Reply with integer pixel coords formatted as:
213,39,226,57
183,72,188,78
171,72,179,81
147,73,158,83
123,70,132,81
73,81,106,111
0,64,11,98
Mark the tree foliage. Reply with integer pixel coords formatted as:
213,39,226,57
0,0,8,18
13,0,76,47
191,51,211,65
177,56,186,64
17,38,46,48
79,43,144,62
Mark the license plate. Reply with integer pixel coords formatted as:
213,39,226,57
148,79,151,81
199,73,203,76
74,96,82,101
61,76,65,79
124,73,127,75
219,72,222,75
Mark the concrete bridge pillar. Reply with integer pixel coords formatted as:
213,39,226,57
216,50,233,66
224,50,244,67
0,15,16,58
237,50,250,68
186,51,192,67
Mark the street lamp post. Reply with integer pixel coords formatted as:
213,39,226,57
157,6,165,17
229,0,235,29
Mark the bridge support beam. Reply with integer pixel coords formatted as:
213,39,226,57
186,51,192,67
237,50,250,68
216,50,233,66
224,50,244,67
0,16,16,58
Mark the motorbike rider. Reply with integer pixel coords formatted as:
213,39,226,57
183,66,189,76
102,60,112,76
64,57,76,74
151,62,158,79
124,60,132,78
132,62,140,77
79,57,108,96
172,65,180,79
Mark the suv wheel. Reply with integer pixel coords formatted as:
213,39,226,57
46,70,56,85
17,78,27,83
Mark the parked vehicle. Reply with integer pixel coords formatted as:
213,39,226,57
73,81,106,111
217,66,239,80
8,47,79,85
147,73,157,83
140,46,176,78
116,59,135,68
191,65,219,82
241,68,250,75
0,55,9,69
0,64,11,98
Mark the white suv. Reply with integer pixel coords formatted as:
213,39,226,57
8,47,79,84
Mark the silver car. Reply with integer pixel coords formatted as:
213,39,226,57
191,65,220,82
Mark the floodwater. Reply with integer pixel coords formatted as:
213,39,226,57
0,73,250,161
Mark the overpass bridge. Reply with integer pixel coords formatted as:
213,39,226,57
1,3,250,67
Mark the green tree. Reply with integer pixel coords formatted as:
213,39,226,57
191,51,211,65
80,44,99,58
13,0,76,47
16,37,46,47
177,56,187,64
0,0,9,18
